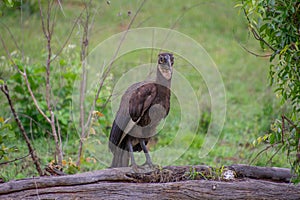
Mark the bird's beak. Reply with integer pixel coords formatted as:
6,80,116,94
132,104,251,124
167,57,172,69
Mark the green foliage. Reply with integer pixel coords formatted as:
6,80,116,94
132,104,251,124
239,0,300,111
2,0,15,8
6,51,78,139
270,118,300,184
0,0,39,16
238,0,300,182
252,117,300,183
0,116,18,162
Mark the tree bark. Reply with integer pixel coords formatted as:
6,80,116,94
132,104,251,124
0,165,299,200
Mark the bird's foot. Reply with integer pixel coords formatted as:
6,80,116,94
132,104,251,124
129,163,160,173
140,162,160,171
130,163,140,173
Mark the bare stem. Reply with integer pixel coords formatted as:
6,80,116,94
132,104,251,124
240,44,273,57
0,153,30,166
0,84,43,176
77,0,92,167
50,10,84,63
38,0,63,165
0,21,22,54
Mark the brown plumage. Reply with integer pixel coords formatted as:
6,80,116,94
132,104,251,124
109,53,174,169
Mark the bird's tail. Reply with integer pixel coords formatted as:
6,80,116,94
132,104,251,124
111,147,130,168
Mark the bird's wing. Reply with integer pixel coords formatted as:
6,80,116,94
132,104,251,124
129,83,157,122
110,82,157,149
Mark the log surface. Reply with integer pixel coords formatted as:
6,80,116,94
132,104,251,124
0,165,299,200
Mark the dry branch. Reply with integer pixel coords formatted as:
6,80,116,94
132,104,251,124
0,84,43,176
0,165,298,200
38,0,63,165
77,0,93,167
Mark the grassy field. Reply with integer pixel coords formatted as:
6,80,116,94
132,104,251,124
0,0,290,181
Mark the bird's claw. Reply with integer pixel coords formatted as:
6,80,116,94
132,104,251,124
141,162,159,171
130,163,159,173
130,164,140,173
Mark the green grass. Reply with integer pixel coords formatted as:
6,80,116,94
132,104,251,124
0,0,290,181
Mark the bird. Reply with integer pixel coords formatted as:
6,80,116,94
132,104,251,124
109,52,174,170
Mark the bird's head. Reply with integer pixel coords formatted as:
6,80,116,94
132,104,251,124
157,53,174,80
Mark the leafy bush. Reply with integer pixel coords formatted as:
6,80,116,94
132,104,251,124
238,0,300,182
5,50,79,140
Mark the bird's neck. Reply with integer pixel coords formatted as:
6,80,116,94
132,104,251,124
156,69,171,88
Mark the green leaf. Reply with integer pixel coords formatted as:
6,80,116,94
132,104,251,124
269,133,276,144
3,0,14,8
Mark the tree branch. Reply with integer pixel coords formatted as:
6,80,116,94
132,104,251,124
0,33,51,123
0,22,22,54
50,11,84,63
38,0,63,166
240,44,273,57
84,0,147,131
249,145,273,165
0,84,43,176
241,0,277,52
23,71,51,123
0,153,30,166
77,0,92,167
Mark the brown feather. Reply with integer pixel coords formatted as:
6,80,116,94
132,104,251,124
109,53,173,168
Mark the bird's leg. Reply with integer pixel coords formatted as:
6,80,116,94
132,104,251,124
140,139,155,168
127,139,138,172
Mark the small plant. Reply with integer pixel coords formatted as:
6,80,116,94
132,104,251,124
186,167,208,180
253,116,300,183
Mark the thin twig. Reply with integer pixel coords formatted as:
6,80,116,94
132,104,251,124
50,8,84,62
241,0,277,52
0,34,22,74
267,145,284,165
282,115,300,153
0,84,43,175
50,0,57,39
281,115,285,144
240,44,273,57
38,0,47,40
84,0,147,130
0,22,22,54
38,0,63,165
282,115,297,129
56,115,63,156
18,113,49,133
100,92,113,111
0,32,51,123
77,0,92,167
57,0,66,17
249,145,273,165
23,71,51,123
0,153,30,166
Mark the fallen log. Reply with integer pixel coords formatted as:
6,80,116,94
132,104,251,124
0,165,299,200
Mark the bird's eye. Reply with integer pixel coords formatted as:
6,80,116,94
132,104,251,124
159,57,164,63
